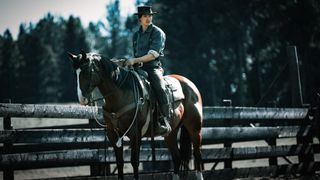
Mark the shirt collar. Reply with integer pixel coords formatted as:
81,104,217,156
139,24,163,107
139,24,153,33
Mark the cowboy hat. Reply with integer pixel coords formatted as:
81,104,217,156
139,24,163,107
134,6,158,15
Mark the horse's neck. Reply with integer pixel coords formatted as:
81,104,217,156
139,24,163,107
98,80,130,111
97,60,135,111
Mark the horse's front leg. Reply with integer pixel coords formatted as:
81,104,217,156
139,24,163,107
107,130,124,179
114,145,124,179
130,136,141,179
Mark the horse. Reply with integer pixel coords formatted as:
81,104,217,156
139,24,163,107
68,51,203,179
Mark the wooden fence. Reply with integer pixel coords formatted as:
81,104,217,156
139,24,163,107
1,103,319,179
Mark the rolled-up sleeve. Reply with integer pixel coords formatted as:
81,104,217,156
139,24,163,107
148,28,166,58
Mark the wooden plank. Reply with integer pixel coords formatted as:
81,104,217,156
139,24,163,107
0,103,308,120
6,164,320,180
0,140,165,154
0,149,168,170
46,171,203,180
0,126,312,144
201,125,311,143
203,144,320,161
0,103,103,119
203,106,308,119
203,162,320,179
3,116,14,180
0,129,106,143
1,144,319,170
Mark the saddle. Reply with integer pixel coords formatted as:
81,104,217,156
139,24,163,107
132,69,185,136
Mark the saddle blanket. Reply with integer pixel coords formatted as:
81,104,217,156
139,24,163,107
164,76,185,101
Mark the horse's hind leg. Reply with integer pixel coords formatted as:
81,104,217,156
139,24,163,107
184,108,204,172
187,127,204,172
184,118,204,180
192,131,204,171
180,125,192,170
164,127,180,174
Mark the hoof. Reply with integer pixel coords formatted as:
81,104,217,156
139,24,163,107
178,171,203,180
179,160,190,171
195,171,204,180
172,173,180,180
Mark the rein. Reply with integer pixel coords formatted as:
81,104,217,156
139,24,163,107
87,61,143,147
112,70,143,147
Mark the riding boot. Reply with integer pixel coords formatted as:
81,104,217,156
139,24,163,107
154,104,172,136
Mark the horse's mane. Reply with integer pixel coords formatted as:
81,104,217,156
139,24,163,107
93,53,133,89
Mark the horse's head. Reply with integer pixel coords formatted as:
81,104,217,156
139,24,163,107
68,51,103,105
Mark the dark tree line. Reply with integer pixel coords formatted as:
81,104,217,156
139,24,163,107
0,14,89,103
0,0,129,103
1,0,320,107
154,0,320,106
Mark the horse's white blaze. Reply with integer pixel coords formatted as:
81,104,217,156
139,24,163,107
76,69,88,105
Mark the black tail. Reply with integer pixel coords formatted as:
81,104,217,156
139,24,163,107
180,125,192,169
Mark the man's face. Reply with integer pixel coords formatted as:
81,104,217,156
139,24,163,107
140,14,152,26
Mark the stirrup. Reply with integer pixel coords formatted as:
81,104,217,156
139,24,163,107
161,117,172,136
155,117,171,137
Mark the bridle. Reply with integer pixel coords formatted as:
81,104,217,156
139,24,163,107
82,58,143,147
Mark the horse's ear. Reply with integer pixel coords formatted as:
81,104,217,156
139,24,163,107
81,50,87,60
67,52,77,61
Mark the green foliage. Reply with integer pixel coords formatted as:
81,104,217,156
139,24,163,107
154,0,320,106
0,30,20,102
0,0,132,103
60,16,89,102
87,0,131,58
1,0,320,106
0,14,90,103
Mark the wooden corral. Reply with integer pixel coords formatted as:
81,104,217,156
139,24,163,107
1,103,320,179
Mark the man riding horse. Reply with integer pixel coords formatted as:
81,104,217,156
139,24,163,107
125,5,171,136
68,5,204,179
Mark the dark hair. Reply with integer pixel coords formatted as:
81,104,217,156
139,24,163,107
138,14,153,19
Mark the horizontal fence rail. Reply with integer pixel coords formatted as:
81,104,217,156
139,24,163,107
0,103,318,179
2,144,319,170
0,103,103,119
203,106,308,119
0,103,308,120
0,126,312,144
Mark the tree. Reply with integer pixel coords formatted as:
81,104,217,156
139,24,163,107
60,15,90,102
98,0,130,58
16,28,44,103
32,14,63,102
154,0,320,106
0,30,20,102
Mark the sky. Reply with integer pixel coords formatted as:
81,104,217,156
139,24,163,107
0,0,135,38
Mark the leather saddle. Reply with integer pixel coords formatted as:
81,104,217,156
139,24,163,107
134,68,184,101
132,68,185,136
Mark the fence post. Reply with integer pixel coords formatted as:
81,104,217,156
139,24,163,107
287,46,303,107
287,46,314,175
223,100,232,169
3,99,14,180
267,139,277,167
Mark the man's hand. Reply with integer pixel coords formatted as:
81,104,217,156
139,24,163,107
125,58,138,66
111,58,127,67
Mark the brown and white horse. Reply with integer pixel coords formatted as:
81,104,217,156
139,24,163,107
69,51,203,179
